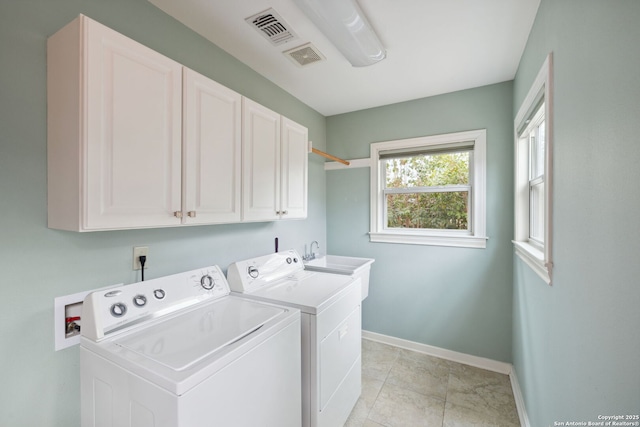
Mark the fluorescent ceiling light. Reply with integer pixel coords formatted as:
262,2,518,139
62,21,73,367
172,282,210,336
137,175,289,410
293,0,386,67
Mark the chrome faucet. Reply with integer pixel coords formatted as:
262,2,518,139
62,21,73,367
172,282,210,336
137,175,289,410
304,241,320,261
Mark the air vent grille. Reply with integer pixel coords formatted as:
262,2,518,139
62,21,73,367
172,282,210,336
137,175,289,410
284,43,325,67
246,9,298,46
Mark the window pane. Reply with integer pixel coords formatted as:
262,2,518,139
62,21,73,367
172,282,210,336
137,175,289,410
530,121,545,180
529,181,545,242
536,121,546,176
386,192,469,230
385,152,469,188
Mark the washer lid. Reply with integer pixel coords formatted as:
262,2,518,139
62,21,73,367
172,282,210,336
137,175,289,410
114,297,285,371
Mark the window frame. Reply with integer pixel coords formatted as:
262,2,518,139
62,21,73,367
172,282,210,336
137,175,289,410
513,53,553,285
370,129,487,248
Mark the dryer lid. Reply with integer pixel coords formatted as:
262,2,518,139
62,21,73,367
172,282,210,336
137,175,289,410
113,297,285,371
249,270,357,314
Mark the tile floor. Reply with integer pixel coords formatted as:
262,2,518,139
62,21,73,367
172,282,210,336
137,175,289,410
345,339,521,427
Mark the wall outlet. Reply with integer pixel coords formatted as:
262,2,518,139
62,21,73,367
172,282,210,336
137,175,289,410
133,246,149,270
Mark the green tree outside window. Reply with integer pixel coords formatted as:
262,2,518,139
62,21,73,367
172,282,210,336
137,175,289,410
385,152,470,230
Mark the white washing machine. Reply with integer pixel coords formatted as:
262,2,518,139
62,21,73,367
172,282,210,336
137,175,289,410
227,250,362,427
80,265,301,427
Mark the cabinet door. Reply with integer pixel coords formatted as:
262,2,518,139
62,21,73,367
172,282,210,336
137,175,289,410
84,18,182,230
281,117,308,219
183,68,242,224
242,98,281,221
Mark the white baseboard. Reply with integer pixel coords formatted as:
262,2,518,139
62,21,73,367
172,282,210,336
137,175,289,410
362,330,512,374
361,330,530,426
509,367,531,427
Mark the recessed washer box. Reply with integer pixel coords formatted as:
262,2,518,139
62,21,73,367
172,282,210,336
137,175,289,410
54,285,121,351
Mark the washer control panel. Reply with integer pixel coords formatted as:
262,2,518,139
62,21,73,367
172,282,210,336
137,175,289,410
82,265,229,342
227,249,304,293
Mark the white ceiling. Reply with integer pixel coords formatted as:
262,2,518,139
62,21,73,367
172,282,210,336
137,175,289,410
148,0,540,116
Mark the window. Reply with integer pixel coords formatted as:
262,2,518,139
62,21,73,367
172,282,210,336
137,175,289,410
370,129,487,248
525,105,545,248
514,53,553,284
384,148,471,230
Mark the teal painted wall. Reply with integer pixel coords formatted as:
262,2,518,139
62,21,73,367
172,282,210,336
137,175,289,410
512,0,640,424
0,1,326,425
4,0,637,424
325,82,515,363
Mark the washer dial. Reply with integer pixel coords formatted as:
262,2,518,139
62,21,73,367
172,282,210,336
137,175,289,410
133,294,147,307
200,274,215,290
110,302,127,317
248,266,259,278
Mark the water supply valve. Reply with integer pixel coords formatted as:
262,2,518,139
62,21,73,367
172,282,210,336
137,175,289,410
65,316,81,336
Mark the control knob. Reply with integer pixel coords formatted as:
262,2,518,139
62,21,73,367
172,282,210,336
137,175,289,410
110,302,127,317
133,294,147,307
200,274,215,290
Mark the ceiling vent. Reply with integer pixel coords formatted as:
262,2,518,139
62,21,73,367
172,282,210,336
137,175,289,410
246,8,298,46
284,43,325,67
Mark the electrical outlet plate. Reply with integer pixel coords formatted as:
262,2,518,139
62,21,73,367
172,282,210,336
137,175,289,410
133,246,149,270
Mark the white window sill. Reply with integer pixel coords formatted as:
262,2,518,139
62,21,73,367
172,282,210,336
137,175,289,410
513,240,551,284
370,231,487,248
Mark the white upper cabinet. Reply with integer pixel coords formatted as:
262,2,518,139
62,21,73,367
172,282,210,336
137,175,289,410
242,98,281,222
280,117,308,219
48,15,182,231
182,68,242,224
242,98,308,222
48,15,306,231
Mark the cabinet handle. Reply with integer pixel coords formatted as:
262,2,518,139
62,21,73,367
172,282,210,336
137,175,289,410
174,211,183,218
282,210,288,215
276,210,281,215
187,211,196,218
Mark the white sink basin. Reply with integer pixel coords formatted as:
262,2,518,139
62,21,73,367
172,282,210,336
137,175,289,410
304,255,374,300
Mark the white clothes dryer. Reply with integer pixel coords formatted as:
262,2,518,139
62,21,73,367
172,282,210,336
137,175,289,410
80,265,301,427
227,250,362,427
